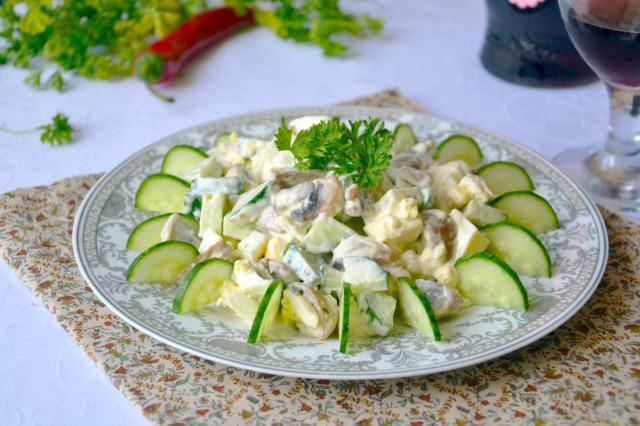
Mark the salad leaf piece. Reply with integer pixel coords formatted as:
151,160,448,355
0,112,72,146
274,117,393,190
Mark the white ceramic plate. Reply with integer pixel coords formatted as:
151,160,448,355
73,106,608,380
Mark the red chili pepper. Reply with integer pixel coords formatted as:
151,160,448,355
134,7,255,102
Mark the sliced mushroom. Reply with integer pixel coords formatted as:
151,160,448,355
386,165,432,188
422,209,456,255
332,235,397,267
270,168,326,189
343,181,374,217
272,174,342,222
281,283,338,340
174,240,233,284
160,213,201,247
259,259,299,284
391,152,429,170
415,279,470,319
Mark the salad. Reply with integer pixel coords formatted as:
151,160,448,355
125,116,558,352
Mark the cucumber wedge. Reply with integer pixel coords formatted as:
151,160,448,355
433,135,483,167
172,258,233,313
161,145,208,176
300,217,355,254
126,241,199,284
393,124,418,153
248,280,284,344
489,191,559,235
481,221,552,278
354,292,396,337
135,173,191,213
455,252,529,311
339,282,352,353
342,256,388,293
126,213,199,252
475,161,534,195
397,277,441,341
282,242,321,285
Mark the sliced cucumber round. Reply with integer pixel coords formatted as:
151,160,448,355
338,282,352,354
393,124,418,153
126,213,199,253
481,221,552,278
489,190,559,235
126,241,199,284
397,277,441,341
161,145,208,176
248,280,284,344
342,256,388,293
454,252,529,311
172,258,233,314
433,135,483,167
134,173,191,213
475,161,534,195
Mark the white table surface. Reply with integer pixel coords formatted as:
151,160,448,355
0,1,619,424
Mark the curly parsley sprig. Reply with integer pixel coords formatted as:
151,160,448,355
274,117,393,190
0,112,72,146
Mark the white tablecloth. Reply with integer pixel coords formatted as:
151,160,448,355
0,1,615,424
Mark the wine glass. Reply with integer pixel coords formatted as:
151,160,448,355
554,0,640,212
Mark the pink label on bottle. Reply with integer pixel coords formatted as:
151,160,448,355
508,0,548,9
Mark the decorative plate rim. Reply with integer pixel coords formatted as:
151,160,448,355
73,105,608,380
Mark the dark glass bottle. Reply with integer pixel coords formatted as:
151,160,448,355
481,0,598,87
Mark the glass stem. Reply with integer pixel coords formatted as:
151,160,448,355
604,83,640,157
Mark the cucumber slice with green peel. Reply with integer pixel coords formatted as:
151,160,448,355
342,256,388,293
338,282,352,353
126,213,199,252
354,292,396,337
481,221,552,278
393,124,418,153
247,280,284,344
172,258,233,314
126,241,199,284
475,161,534,195
397,277,441,341
300,217,355,254
213,132,233,147
433,135,483,167
489,191,559,235
135,173,191,213
161,145,208,176
455,252,529,311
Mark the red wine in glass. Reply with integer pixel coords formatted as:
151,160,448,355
566,8,640,89
554,0,640,213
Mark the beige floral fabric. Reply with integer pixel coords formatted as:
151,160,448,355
1,90,639,425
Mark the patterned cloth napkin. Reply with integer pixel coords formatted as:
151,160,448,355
1,89,639,425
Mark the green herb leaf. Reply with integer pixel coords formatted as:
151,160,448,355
46,70,63,91
227,0,383,56
39,112,72,145
24,70,43,88
274,117,392,189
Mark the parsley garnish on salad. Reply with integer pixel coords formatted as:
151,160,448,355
274,117,393,190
